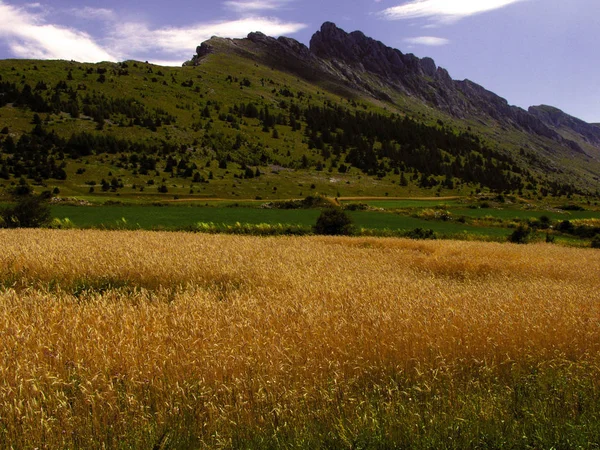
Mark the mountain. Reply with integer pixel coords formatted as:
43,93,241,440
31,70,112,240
0,22,599,201
188,22,600,185
529,105,600,149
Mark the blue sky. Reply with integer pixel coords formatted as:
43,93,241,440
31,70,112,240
0,0,598,123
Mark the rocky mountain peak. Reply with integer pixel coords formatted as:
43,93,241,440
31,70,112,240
185,22,595,157
309,22,451,90
530,105,600,147
310,22,405,76
529,105,575,126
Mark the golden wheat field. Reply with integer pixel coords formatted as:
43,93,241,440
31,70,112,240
1,229,600,448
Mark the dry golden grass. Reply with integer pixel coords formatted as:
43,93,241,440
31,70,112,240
1,229,600,448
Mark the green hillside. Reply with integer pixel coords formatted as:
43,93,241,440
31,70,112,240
0,51,596,203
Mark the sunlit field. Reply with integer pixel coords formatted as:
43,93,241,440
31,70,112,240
1,229,600,448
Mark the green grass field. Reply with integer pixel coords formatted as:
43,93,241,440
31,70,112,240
52,205,320,229
453,206,600,220
46,195,600,244
51,204,511,238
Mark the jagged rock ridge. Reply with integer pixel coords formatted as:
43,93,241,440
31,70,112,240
529,105,600,147
187,22,598,159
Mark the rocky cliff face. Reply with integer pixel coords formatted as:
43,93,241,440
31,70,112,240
310,22,447,90
187,22,596,157
308,23,570,143
529,105,600,148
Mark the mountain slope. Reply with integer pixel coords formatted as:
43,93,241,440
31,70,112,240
188,22,600,188
529,105,600,155
0,22,598,201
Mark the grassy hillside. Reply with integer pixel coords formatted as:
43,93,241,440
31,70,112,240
0,52,596,203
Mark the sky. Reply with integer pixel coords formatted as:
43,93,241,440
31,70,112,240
0,0,598,123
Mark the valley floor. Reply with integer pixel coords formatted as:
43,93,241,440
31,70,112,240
1,230,600,448
46,195,600,246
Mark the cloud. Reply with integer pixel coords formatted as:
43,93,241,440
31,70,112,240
106,17,307,62
147,59,186,67
0,0,306,65
0,1,117,61
381,0,527,23
23,3,44,9
223,0,293,13
68,7,116,22
404,36,449,46
0,1,306,65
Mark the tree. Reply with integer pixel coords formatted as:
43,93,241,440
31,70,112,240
313,208,354,236
399,172,408,186
1,194,51,228
508,225,531,244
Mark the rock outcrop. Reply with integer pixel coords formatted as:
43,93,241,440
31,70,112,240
307,22,566,142
186,21,596,156
529,105,600,147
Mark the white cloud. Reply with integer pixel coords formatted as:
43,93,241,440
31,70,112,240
0,1,117,61
106,17,307,61
223,0,292,12
404,36,449,46
0,0,306,65
0,1,306,64
68,7,116,22
147,59,186,67
23,3,43,9
382,0,527,23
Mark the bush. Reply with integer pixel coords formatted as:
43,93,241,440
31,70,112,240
49,217,76,229
12,183,32,196
508,225,531,244
313,208,354,235
1,194,51,228
538,215,551,229
268,195,331,210
344,203,369,211
561,204,585,211
592,235,600,249
405,228,436,240
557,220,575,234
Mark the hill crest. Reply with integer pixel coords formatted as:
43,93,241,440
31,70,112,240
188,22,598,162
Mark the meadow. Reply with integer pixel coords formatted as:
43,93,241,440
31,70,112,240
1,229,600,448
50,203,510,238
49,198,600,243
